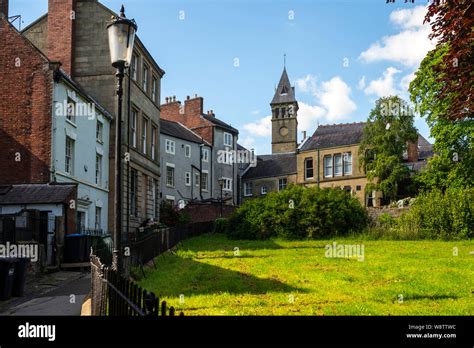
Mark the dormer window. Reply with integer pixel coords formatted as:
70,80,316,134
281,86,288,95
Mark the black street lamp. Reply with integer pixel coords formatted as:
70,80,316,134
107,5,137,273
217,177,224,217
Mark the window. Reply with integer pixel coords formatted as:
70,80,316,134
185,172,191,186
130,169,138,216
152,76,157,102
202,148,209,162
131,53,138,81
165,139,175,154
131,109,137,148
142,63,149,92
324,155,333,178
195,173,200,187
222,178,232,191
142,117,148,155
201,172,208,191
185,144,191,158
151,126,157,160
66,97,76,123
356,185,362,191
65,137,74,174
279,178,288,191
343,152,352,175
95,207,101,230
95,154,102,185
244,182,253,196
166,165,175,187
224,132,233,147
305,158,314,179
343,186,351,193
334,154,342,176
261,185,268,195
96,121,103,142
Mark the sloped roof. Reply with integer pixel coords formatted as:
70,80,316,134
0,184,77,205
201,113,238,134
243,153,296,180
160,119,209,144
271,68,297,105
301,122,367,151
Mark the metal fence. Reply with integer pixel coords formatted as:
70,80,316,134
90,253,182,316
130,221,214,267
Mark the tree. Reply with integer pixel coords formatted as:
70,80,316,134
359,96,418,202
424,1,474,120
409,44,474,191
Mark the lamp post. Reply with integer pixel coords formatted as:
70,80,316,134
107,5,137,273
217,178,224,217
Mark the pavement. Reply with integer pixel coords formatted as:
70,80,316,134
0,271,91,316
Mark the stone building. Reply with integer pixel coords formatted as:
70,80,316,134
298,122,433,206
241,67,299,200
20,0,165,239
160,96,239,205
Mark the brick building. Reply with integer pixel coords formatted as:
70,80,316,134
0,9,113,265
20,0,165,240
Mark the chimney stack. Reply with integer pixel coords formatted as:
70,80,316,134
407,141,419,162
302,130,307,139
47,0,76,76
0,0,8,18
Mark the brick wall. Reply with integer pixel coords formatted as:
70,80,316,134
0,16,53,184
47,0,76,76
182,202,236,223
0,0,8,17
161,96,214,144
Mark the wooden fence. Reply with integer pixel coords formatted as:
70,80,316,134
90,253,183,316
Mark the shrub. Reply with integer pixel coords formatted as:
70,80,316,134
213,218,229,234
227,184,368,240
395,188,474,240
159,201,190,227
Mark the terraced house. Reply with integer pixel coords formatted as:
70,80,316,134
0,10,112,266
161,95,239,205
21,0,165,240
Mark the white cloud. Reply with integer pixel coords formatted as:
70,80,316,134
359,5,435,68
358,76,366,90
389,6,426,30
242,115,271,137
240,136,256,149
364,67,401,97
297,102,325,132
317,76,357,120
295,74,317,94
251,110,260,115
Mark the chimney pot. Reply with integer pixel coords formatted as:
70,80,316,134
165,97,169,103
173,96,176,102
194,94,198,98
187,95,190,100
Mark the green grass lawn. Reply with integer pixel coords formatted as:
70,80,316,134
138,234,474,315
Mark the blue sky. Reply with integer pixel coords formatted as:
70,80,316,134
11,0,435,154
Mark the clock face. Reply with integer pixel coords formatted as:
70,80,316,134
279,126,289,136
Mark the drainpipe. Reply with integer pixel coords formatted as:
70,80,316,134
317,147,320,188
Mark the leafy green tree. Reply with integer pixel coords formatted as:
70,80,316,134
359,96,418,202
409,45,474,191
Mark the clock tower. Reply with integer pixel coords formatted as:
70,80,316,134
270,67,298,154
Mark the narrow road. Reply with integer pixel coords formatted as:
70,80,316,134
2,273,90,316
